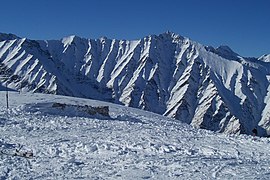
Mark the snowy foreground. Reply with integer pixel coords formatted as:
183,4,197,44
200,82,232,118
0,92,270,179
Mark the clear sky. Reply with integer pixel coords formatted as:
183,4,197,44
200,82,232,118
1,0,269,57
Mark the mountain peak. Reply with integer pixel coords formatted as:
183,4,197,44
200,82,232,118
61,35,82,46
154,31,185,42
205,45,239,60
216,45,237,54
215,45,239,60
259,54,270,62
0,32,20,41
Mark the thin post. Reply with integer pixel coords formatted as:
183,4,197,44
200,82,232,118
5,82,8,109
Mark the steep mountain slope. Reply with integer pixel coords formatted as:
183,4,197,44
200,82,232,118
0,32,270,136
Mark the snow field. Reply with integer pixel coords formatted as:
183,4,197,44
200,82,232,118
0,92,270,179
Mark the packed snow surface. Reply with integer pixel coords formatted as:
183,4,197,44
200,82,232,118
0,92,270,179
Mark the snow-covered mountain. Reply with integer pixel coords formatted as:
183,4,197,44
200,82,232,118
1,92,270,179
0,32,270,136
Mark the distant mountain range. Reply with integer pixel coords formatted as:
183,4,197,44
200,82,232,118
0,32,269,136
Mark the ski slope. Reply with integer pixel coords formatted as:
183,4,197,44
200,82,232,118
0,92,270,179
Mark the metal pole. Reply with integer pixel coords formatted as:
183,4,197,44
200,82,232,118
6,82,8,109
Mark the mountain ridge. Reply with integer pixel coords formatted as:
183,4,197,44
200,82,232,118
0,32,270,136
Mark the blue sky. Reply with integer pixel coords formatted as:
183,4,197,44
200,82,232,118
1,0,269,57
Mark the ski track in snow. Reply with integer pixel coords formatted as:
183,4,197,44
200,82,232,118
0,92,270,179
